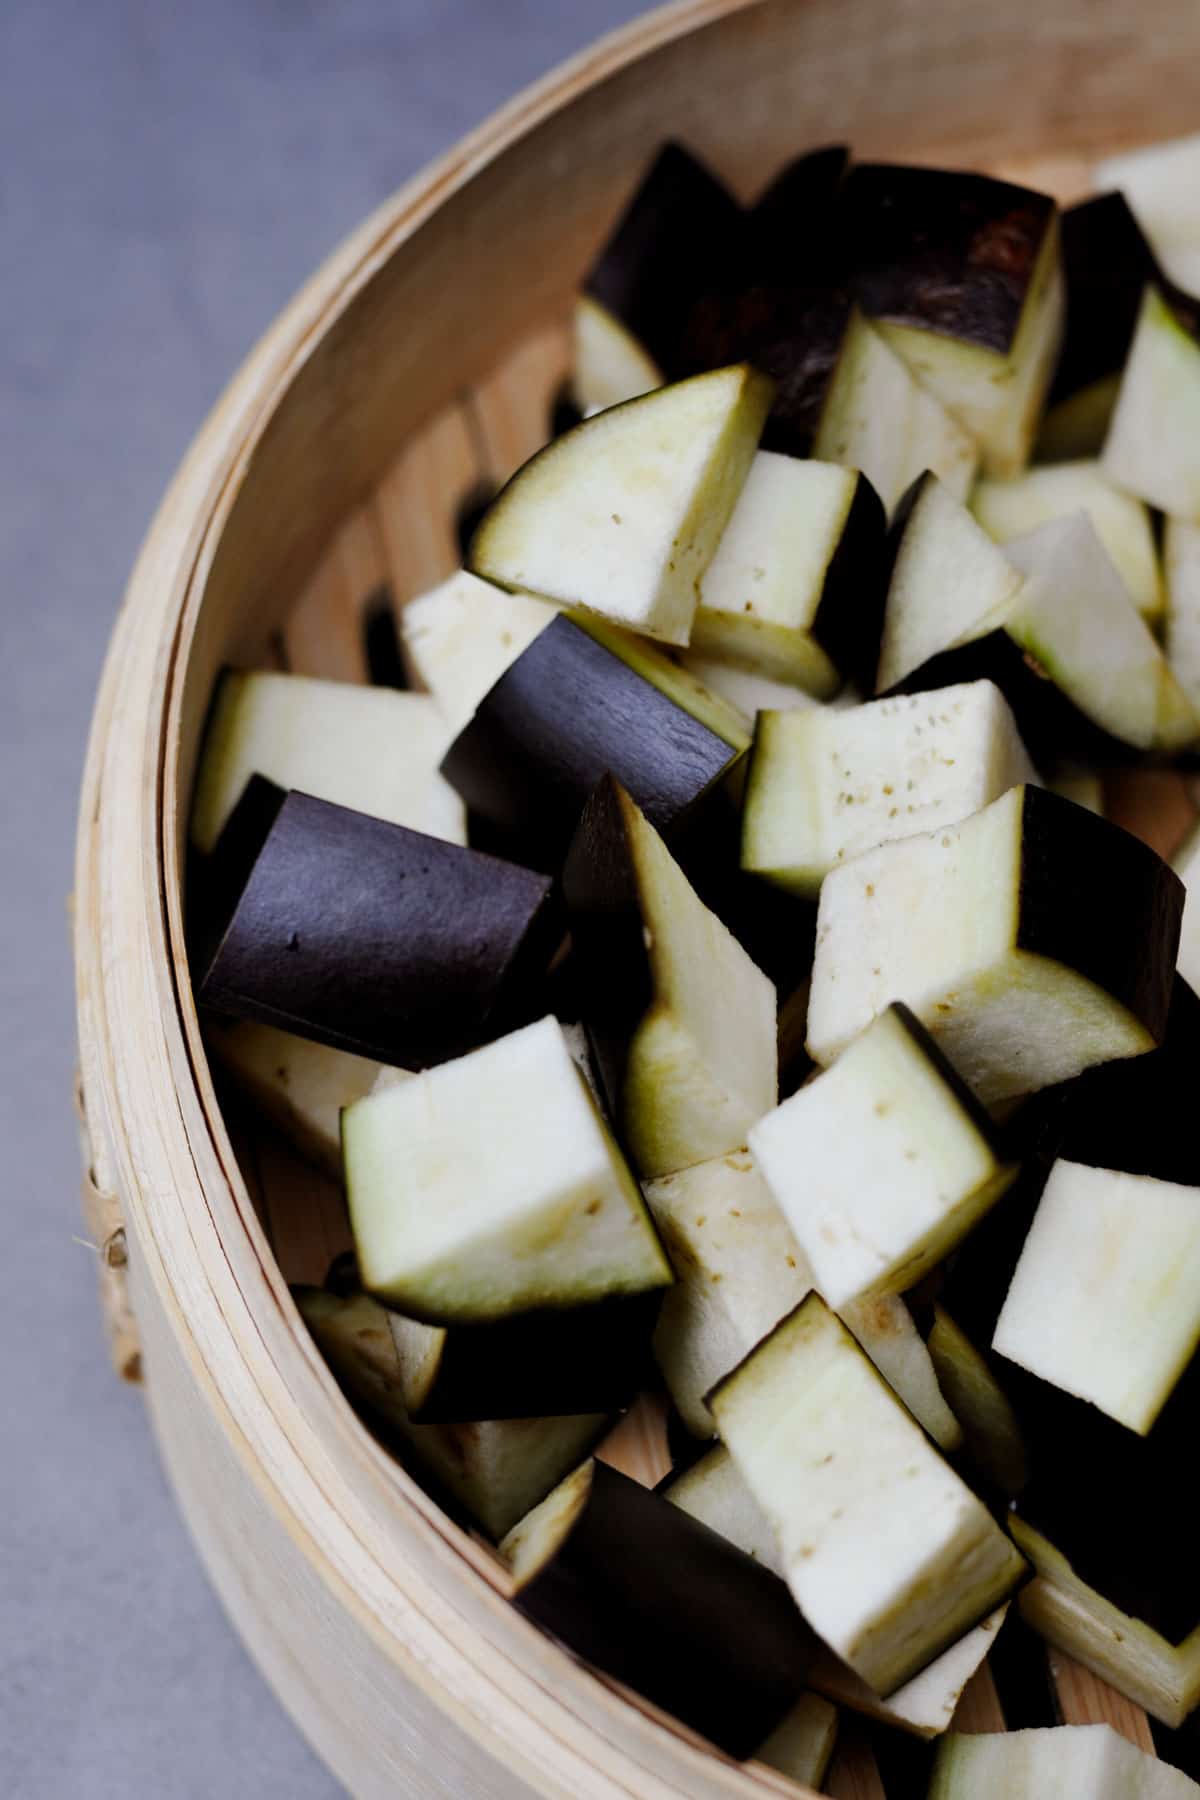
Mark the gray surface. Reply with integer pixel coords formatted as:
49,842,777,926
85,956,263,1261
1,4,647,1794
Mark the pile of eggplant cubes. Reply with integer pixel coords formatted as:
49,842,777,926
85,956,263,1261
192,137,1200,1795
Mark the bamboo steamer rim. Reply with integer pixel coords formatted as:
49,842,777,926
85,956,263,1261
74,0,1195,1792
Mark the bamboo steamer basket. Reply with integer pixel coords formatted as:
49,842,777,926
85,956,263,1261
73,1,1200,1792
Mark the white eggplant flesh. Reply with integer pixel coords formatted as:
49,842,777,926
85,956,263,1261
469,364,773,645
993,1158,1200,1435
190,669,465,854
343,1016,671,1323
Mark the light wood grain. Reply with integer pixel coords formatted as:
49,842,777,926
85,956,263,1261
284,505,389,683
468,320,574,484
950,1662,1007,1736
74,0,1200,1793
596,1391,673,1488
1051,1649,1158,1754
1104,769,1197,862
373,402,481,614
822,1722,886,1800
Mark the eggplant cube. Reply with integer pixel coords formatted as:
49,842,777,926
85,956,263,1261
678,283,977,512
343,1015,672,1323
1096,131,1200,295
398,569,556,734
742,679,1036,899
678,653,829,719
1002,515,1198,754
501,1457,815,1758
1103,286,1200,522
646,1151,959,1444
709,1293,1025,1694
204,1018,392,1181
807,784,1183,1106
811,1608,1008,1741
754,1693,839,1789
295,1287,608,1540
1010,1514,1200,1729
1166,521,1200,718
468,364,774,646
752,1004,1017,1308
572,295,662,414
993,1160,1200,1435
842,164,1063,477
563,777,778,1179
197,786,558,1069
582,141,740,376
971,459,1163,621
664,1440,784,1571
439,613,747,869
665,1440,1005,1734
692,454,886,695
189,669,465,855
1039,193,1164,462
643,1152,813,1437
875,473,1024,697
373,1289,661,1424
896,504,1197,760
930,1724,1199,1798
1175,826,1200,997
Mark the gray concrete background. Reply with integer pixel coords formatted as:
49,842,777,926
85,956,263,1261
0,5,646,1793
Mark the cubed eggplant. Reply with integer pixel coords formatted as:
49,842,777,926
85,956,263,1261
582,142,741,375
189,668,464,855
562,777,778,1179
742,678,1036,898
691,453,886,694
501,1457,816,1758
197,781,559,1068
295,1286,610,1540
708,1294,1025,1695
342,1015,671,1325
839,164,1063,476
751,1003,1018,1308
807,784,1183,1107
678,283,977,511
439,613,747,872
468,364,772,645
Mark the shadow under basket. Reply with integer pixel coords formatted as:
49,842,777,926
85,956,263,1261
73,2,1200,1794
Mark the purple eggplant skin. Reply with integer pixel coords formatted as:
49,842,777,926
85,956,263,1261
1153,1710,1200,1782
671,147,854,447
670,788,816,993
877,478,1152,764
1011,786,1181,1050
1008,1350,1200,1646
323,1254,665,1423
440,615,745,873
985,1612,1059,1730
361,583,408,689
400,1290,665,1425
677,280,857,459
746,144,850,278
584,141,742,374
186,771,289,979
196,782,559,1068
884,627,1150,769
510,1459,816,1759
932,992,1200,1643
871,1727,935,1795
1055,975,1200,1186
560,776,658,1132
1051,193,1200,406
838,164,1057,354
1050,193,1163,406
808,467,888,693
